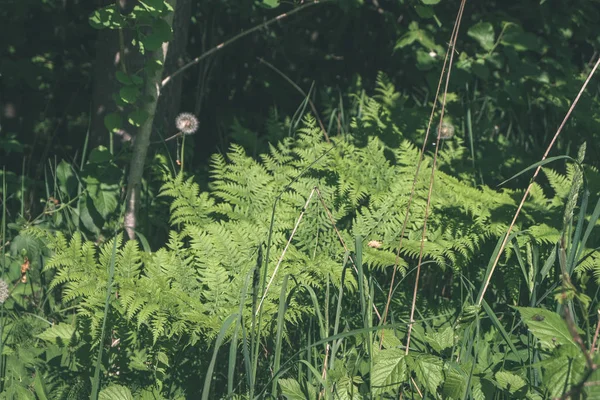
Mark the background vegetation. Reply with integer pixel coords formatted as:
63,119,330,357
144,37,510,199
1,0,600,398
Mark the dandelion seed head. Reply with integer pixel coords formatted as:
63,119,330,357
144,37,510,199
0,279,9,304
175,113,199,135
437,121,455,140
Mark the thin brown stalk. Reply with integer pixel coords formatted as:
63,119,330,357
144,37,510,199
379,0,465,335
161,1,329,88
591,310,600,353
404,0,467,355
476,55,600,306
255,187,317,316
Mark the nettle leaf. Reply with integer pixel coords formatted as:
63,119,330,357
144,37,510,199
279,378,316,400
442,363,467,399
424,326,454,353
495,371,527,395
514,307,577,351
99,385,134,400
543,348,586,398
372,348,407,395
89,6,125,29
407,354,443,394
467,22,495,51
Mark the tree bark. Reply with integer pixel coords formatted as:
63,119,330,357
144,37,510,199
124,1,177,240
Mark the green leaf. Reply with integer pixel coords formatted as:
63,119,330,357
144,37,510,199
99,385,134,400
120,85,140,104
495,371,526,394
89,6,124,30
33,372,49,400
56,159,77,196
36,323,76,345
141,18,173,51
279,378,316,400
258,0,280,8
115,70,132,85
78,195,102,234
145,58,164,74
415,5,435,18
128,109,150,127
139,0,164,14
424,326,454,353
408,354,443,394
420,0,440,4
501,25,543,53
89,182,119,219
467,22,495,51
543,349,586,398
471,60,490,80
442,364,466,399
372,347,407,395
104,112,122,133
514,307,577,351
87,146,113,164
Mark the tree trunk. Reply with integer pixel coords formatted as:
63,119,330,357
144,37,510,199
124,0,177,240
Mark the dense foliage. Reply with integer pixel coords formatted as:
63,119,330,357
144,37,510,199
1,0,600,399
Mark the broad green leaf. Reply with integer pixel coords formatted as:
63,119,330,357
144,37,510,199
89,6,124,29
104,112,122,133
495,371,526,394
415,5,435,18
87,146,113,164
56,159,77,196
424,326,454,353
585,355,600,398
139,0,164,14
514,307,577,351
372,347,406,395
408,354,443,394
115,71,133,85
467,22,495,51
36,323,76,345
88,182,119,219
128,109,150,127
543,348,586,398
141,19,173,51
442,364,466,399
501,25,543,53
33,372,49,400
99,385,134,400
420,0,440,4
120,85,140,104
258,0,280,8
279,378,317,400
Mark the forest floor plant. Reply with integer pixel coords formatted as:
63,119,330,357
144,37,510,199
2,1,600,400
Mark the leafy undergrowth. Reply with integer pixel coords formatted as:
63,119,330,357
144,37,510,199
2,78,600,399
